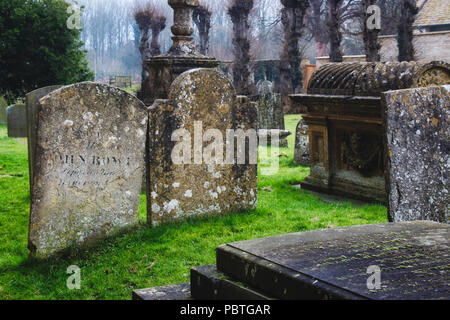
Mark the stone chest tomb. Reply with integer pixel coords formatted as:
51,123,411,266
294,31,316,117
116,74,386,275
383,85,449,224
290,61,450,203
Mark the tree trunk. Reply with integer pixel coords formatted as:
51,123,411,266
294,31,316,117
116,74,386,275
280,0,310,97
327,0,343,62
363,0,381,62
193,6,212,55
228,0,254,96
398,0,418,62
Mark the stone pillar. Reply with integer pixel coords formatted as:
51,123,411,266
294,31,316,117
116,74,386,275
140,0,219,105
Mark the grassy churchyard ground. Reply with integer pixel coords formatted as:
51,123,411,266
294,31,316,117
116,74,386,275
0,115,387,300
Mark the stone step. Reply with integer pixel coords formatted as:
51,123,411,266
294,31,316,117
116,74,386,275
133,283,192,300
190,265,272,300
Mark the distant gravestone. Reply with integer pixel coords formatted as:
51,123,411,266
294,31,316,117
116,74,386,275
293,118,309,166
0,96,7,124
6,104,27,137
28,82,148,258
26,85,63,189
383,85,449,223
148,68,258,226
256,81,284,130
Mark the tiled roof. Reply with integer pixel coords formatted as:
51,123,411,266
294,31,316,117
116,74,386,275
414,0,450,27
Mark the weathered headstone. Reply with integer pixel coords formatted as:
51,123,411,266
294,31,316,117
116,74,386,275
383,85,449,224
252,80,289,146
28,82,148,258
148,68,258,226
6,104,27,137
134,221,450,300
26,85,63,189
293,118,309,165
257,81,284,130
0,96,7,124
291,61,450,203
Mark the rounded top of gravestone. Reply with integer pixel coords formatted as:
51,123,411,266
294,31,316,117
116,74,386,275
259,80,273,95
308,61,450,96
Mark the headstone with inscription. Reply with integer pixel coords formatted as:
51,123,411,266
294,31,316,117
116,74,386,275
6,104,27,137
26,85,63,189
28,82,148,258
383,85,449,223
0,96,7,124
148,68,258,226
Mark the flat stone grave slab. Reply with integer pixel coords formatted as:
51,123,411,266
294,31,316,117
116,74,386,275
216,221,449,300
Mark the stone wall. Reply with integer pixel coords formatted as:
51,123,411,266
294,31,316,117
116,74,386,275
383,85,449,223
379,31,450,63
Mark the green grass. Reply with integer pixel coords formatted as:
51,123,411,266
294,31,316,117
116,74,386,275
0,117,387,300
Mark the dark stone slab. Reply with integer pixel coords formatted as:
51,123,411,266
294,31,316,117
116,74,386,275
6,104,27,137
383,85,449,223
217,222,450,300
25,85,62,189
133,283,191,300
191,265,271,300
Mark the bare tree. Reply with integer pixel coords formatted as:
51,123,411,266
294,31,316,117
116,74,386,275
279,0,310,97
150,14,166,56
363,0,380,61
193,4,212,55
228,0,254,95
397,0,418,61
134,5,153,85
